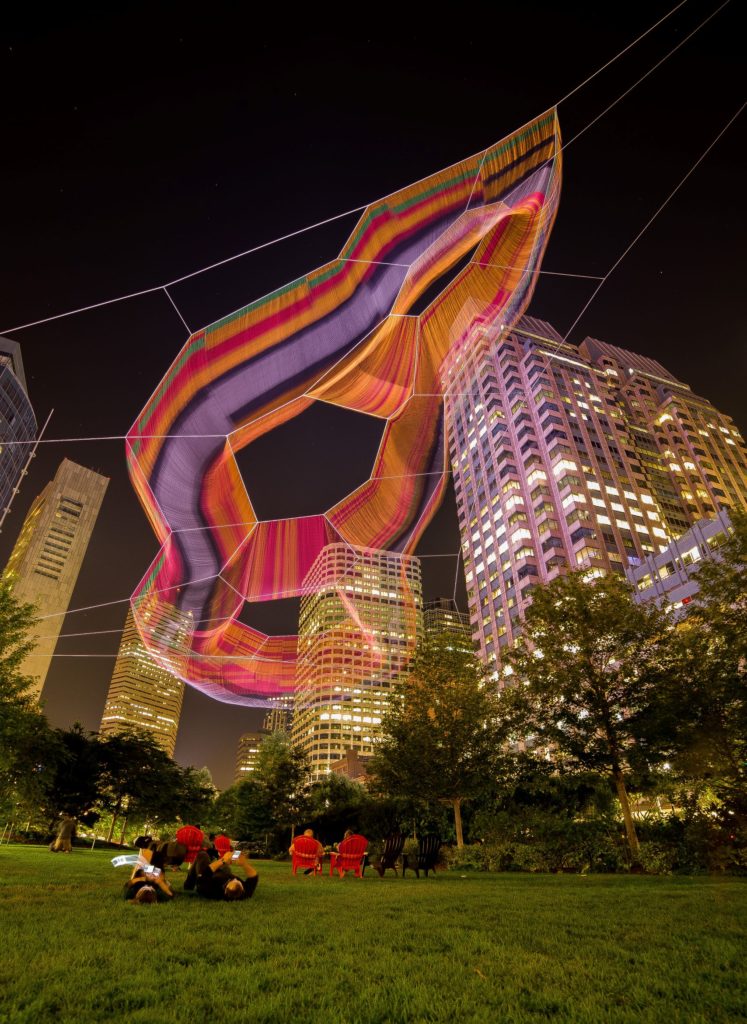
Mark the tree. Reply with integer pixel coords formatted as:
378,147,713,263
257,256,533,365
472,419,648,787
305,774,368,845
0,581,53,817
37,724,102,825
502,570,676,865
254,732,310,844
661,511,747,826
369,637,508,847
97,729,188,842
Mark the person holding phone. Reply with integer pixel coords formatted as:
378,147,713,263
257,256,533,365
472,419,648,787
122,847,175,904
183,848,258,901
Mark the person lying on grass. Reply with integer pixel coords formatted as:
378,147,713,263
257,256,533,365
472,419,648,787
183,848,259,901
122,847,175,904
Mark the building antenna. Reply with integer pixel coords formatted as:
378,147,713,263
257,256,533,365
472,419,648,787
0,408,54,534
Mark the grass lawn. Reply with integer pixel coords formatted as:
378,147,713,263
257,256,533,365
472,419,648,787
0,847,745,1024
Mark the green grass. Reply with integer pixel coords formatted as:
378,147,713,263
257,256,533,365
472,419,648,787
0,848,745,1024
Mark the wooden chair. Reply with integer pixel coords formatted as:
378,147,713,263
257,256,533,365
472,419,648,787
402,835,441,878
329,834,368,878
375,832,405,876
291,835,323,875
175,825,205,865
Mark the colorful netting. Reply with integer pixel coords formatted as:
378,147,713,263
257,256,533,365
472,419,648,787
126,111,562,704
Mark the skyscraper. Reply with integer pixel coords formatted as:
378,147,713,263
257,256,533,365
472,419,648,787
262,706,291,734
423,598,473,648
235,731,265,785
3,458,109,700
99,608,187,757
0,336,36,521
446,318,747,667
291,544,423,779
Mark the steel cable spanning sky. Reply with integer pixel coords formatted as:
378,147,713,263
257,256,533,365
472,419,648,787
126,111,562,704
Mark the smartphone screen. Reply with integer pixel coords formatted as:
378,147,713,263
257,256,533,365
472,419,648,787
231,850,241,861
143,865,162,878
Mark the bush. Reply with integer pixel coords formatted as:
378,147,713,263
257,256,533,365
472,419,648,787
637,811,747,875
448,811,631,876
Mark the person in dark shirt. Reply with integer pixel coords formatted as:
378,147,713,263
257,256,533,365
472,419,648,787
122,847,175,904
184,849,258,901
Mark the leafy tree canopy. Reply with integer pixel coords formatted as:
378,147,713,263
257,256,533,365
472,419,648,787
0,582,51,816
658,511,747,825
370,636,508,846
502,569,678,863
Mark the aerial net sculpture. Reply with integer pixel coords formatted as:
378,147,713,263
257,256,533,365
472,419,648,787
126,109,562,704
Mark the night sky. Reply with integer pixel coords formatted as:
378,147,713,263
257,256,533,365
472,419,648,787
1,3,744,789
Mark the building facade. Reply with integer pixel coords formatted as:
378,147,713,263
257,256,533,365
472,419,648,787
235,731,265,785
99,608,187,756
3,458,109,700
445,317,747,668
423,598,473,648
291,544,423,779
626,510,732,616
0,336,36,521
262,706,291,734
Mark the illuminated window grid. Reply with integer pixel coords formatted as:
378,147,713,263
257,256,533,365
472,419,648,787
447,317,747,673
99,608,186,757
292,544,422,779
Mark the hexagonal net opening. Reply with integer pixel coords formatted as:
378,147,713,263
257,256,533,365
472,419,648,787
232,400,384,522
238,595,302,636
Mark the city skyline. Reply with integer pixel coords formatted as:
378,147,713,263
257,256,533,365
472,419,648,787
0,4,743,788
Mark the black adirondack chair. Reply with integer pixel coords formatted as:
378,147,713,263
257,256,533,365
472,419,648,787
375,832,405,876
402,835,441,878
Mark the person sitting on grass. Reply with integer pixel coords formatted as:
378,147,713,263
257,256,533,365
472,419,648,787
289,829,323,875
122,847,175,904
184,848,258,901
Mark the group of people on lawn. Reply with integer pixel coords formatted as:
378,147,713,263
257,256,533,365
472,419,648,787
123,826,355,904
123,830,259,905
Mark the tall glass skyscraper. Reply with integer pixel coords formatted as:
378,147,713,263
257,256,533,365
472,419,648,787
99,608,187,757
0,336,36,519
445,317,747,668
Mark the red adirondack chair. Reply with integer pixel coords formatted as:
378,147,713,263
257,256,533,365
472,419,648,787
329,834,368,878
214,834,232,856
291,835,323,875
175,825,205,864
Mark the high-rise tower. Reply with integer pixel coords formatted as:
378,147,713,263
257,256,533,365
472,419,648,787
0,336,36,521
423,598,473,650
3,458,109,699
234,731,265,785
291,544,423,779
446,318,747,667
99,608,187,757
262,706,291,734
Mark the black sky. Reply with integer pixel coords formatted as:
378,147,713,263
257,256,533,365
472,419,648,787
1,3,744,788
